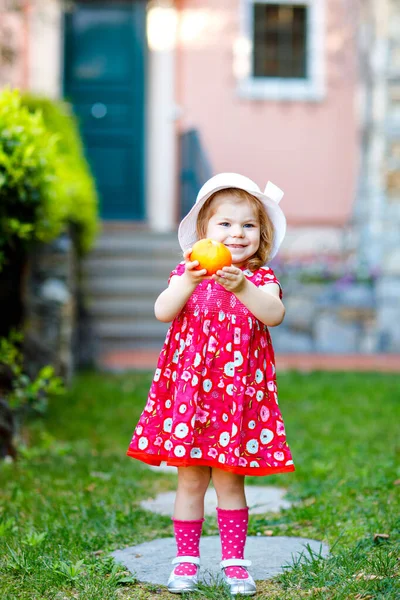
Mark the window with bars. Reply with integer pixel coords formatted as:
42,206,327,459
237,0,325,101
253,3,307,79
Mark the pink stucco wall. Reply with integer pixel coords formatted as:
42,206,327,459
0,10,27,90
176,0,358,226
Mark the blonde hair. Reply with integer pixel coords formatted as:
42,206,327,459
196,188,275,271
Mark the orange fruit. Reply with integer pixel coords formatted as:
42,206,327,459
190,238,232,275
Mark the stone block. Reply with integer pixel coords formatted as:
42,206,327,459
376,277,400,302
270,328,314,353
314,313,360,353
336,283,375,309
282,296,315,332
382,250,400,276
377,305,400,351
337,307,375,322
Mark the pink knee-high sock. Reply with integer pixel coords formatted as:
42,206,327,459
217,507,250,579
172,518,204,576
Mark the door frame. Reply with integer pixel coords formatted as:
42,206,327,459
62,0,147,221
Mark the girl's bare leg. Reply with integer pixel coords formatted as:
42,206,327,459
173,466,211,520
211,467,246,509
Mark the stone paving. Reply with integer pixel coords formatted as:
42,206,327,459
111,535,330,585
111,484,330,587
140,485,293,516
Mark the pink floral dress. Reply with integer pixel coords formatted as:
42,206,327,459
127,263,295,476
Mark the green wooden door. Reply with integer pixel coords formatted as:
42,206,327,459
64,1,146,220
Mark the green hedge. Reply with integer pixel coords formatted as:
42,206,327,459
0,88,99,266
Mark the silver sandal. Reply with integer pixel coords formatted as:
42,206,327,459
167,555,200,594
220,558,257,596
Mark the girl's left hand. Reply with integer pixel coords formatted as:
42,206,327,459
212,266,247,293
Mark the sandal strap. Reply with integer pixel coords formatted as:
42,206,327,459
172,556,201,566
220,558,252,569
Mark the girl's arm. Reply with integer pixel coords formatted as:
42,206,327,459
154,251,208,322
234,280,285,327
212,266,285,327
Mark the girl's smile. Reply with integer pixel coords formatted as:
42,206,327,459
205,194,260,267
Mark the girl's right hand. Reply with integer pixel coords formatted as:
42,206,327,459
182,248,208,286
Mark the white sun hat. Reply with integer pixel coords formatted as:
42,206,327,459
178,172,286,260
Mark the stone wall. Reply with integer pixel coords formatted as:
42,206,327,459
269,0,399,356
270,267,378,354
22,231,78,382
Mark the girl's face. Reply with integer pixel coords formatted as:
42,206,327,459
205,193,261,267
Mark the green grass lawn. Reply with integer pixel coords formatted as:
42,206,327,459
0,370,399,599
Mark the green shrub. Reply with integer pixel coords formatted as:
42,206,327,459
0,330,65,426
0,88,99,267
21,93,99,254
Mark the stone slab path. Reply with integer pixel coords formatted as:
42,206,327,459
140,485,293,515
111,535,329,585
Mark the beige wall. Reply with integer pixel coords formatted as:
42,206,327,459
176,0,358,227
0,10,26,89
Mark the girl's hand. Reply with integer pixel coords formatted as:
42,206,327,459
212,266,246,293
182,248,208,286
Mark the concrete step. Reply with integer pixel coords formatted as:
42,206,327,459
88,298,156,318
82,277,167,297
83,229,182,350
92,318,170,340
83,256,180,278
90,232,181,258
97,338,165,353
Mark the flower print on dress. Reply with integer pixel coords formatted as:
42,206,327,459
174,423,189,439
246,439,259,454
208,335,218,352
203,319,211,334
219,432,230,447
126,263,294,477
274,451,285,461
145,399,155,413
224,362,235,377
260,429,274,444
174,445,186,457
234,351,244,366
190,448,202,458
163,418,173,432
245,387,256,397
276,420,286,436
195,407,209,423
255,369,264,383
138,437,149,450
260,406,270,422
203,379,212,392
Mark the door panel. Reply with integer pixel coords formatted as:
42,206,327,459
64,2,146,220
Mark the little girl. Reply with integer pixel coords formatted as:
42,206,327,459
127,173,295,596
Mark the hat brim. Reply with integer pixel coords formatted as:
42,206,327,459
178,185,286,261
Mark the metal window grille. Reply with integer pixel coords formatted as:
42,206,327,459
253,3,307,79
